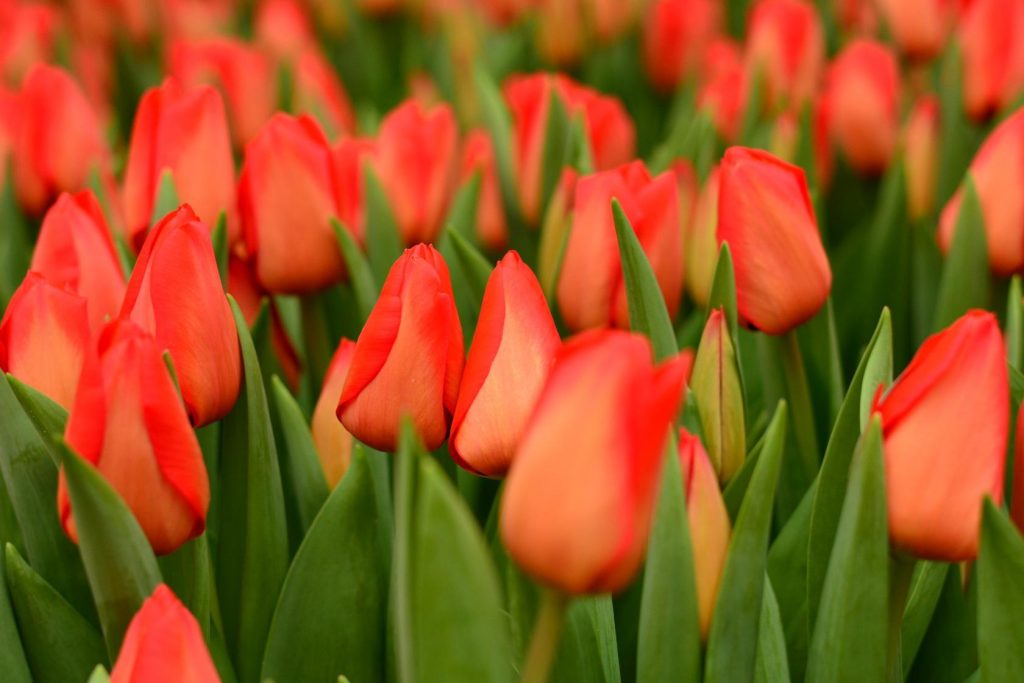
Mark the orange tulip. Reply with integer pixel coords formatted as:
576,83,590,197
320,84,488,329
292,47,357,139
717,146,831,334
557,161,683,331
938,108,1024,276
111,584,219,683
460,129,508,251
500,330,688,594
338,244,464,452
685,166,720,307
31,190,127,333
254,0,314,60
121,205,240,427
59,319,210,555
312,338,356,488
959,0,1024,121
698,39,745,141
874,310,1008,561
0,273,91,410
904,96,939,221
642,0,721,92
744,0,825,112
875,0,954,60
450,252,560,477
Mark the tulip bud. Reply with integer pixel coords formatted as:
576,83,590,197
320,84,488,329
744,0,825,112
938,108,1024,276
122,80,237,247
685,167,720,307
461,130,508,251
111,584,218,683
535,0,585,67
59,320,210,555
121,205,240,427
31,191,127,333
557,161,683,331
959,0,1024,121
0,2,57,87
255,0,314,60
0,273,91,410
337,244,464,452
823,39,900,175
678,428,731,639
698,41,745,141
874,310,1008,561
501,330,688,594
450,252,560,477
642,0,721,92
717,146,831,335
292,48,357,138
875,0,954,60
690,309,746,483
312,339,355,488
904,96,939,221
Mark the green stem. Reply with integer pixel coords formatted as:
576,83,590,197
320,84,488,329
887,553,916,682
780,330,820,481
300,295,330,399
521,590,569,683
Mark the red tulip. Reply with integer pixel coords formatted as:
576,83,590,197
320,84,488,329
874,310,1008,561
121,205,240,427
450,252,560,477
717,146,831,334
500,330,688,594
292,48,357,139
534,0,584,66
59,319,210,555
255,0,314,60
557,161,683,331
330,135,373,244
904,96,939,221
460,129,508,251
111,585,219,683
312,339,355,488
31,190,127,333
875,0,955,60
642,0,721,92
0,1,57,87
698,39,745,141
0,273,91,410
337,244,464,452
744,0,825,112
959,0,1024,121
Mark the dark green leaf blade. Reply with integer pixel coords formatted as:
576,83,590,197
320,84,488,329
933,177,989,331
333,218,378,321
977,499,1024,680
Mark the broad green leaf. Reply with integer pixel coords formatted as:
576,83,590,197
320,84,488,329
0,171,31,308
722,433,764,521
363,164,404,283
7,375,67,453
765,488,813,681
474,65,521,227
447,229,494,303
332,218,378,321
705,401,787,683
797,300,844,440
539,90,572,218
447,172,483,238
933,177,989,331
977,500,1024,681
0,545,31,682
157,534,211,638
900,561,949,675
216,298,290,683
261,450,389,682
754,577,790,683
150,169,181,226
906,564,978,681
212,212,229,289
1007,276,1022,370
86,666,111,683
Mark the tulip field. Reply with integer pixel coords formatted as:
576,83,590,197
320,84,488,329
3,0,1024,681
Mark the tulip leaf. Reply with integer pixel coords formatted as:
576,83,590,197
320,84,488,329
637,436,701,683
0,168,31,309
332,218,378,322
705,401,787,683
216,298,290,683
86,666,110,683
363,164,405,283
0,546,31,682
261,449,389,683
806,419,888,683
907,563,978,681
212,212,229,289
933,176,989,331
150,169,181,227
539,90,572,220
157,534,212,638
5,544,104,683
56,441,162,659
446,171,483,239
900,561,949,675
754,577,790,683
797,300,844,438
977,499,1024,680
1007,276,1022,370
722,434,763,521
706,243,740,346
441,230,493,343
765,489,813,681
613,199,677,362
473,65,520,227
446,230,494,301
7,374,68,461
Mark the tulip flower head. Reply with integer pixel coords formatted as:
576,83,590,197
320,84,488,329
958,0,1024,122
313,338,356,488
875,0,955,60
744,0,825,113
642,0,721,92
904,96,940,221
460,129,508,251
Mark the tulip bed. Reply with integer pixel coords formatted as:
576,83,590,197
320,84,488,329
1,0,1024,681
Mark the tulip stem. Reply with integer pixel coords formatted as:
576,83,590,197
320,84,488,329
779,331,820,481
886,553,916,682
521,589,569,683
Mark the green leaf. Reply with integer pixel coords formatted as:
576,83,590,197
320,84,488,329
441,230,494,345
1007,276,1022,370
56,442,161,659
977,500,1024,680
212,212,229,289
447,229,494,302
474,65,521,227
332,218,378,322
754,577,790,683
539,90,572,218
900,561,949,675
363,164,405,284
150,169,181,226
0,169,32,309
613,200,677,362
8,375,68,459
261,450,389,683
706,244,740,346
806,419,888,683
447,172,483,239
552,597,621,683
5,544,104,683
0,546,31,683
157,535,211,639
705,401,787,683
765,490,813,682
907,564,978,681
216,298,290,683
86,666,111,683
722,435,763,521
933,176,990,331
797,300,844,440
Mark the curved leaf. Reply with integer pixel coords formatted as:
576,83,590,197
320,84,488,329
977,500,1024,681
933,176,989,331
333,218,378,322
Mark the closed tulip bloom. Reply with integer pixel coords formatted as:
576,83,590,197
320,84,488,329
874,310,1008,561
293,48,357,139
111,585,218,683
121,205,240,426
338,244,464,452
938,109,1024,276
959,0,1024,121
461,130,508,251
698,40,745,141
678,429,731,639
312,339,356,488
875,0,954,60
0,1,57,86
122,80,237,247
59,320,210,555
450,252,560,477
0,273,91,410
558,161,683,331
685,166,720,306
744,0,825,112
904,96,939,221
642,0,721,92
501,331,688,594
255,0,314,60
31,191,127,333
717,147,831,334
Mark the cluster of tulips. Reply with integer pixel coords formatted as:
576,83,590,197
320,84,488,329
1,0,1024,681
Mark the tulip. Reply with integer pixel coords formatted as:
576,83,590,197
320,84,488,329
59,319,210,555
875,0,954,60
292,48,357,139
744,0,825,112
874,310,1008,561
938,108,1024,276
697,39,745,141
372,99,458,245
836,0,877,34
0,1,57,87
959,0,1024,121
461,130,508,251
312,339,356,488
0,273,91,410
14,64,110,215
255,0,314,60
534,0,584,66
678,428,731,639
557,161,683,331
337,244,464,452
904,96,939,221
31,190,127,333
717,146,831,335
122,79,237,247
685,167,720,307
121,205,240,427
111,584,219,683
330,136,373,244
450,252,560,477
823,39,900,175
642,0,721,92
500,330,688,594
